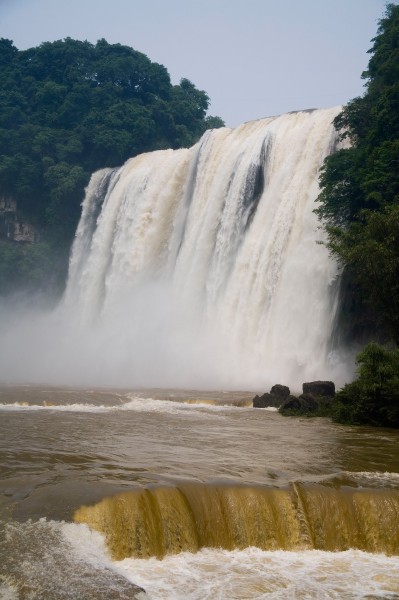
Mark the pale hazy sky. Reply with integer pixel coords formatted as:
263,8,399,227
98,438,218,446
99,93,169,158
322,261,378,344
0,0,394,127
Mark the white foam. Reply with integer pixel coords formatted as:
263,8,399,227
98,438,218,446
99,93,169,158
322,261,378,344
5,518,399,599
116,547,399,600
0,402,112,412
60,520,114,568
0,582,19,600
122,395,243,414
344,471,399,488
0,395,242,415
1,518,149,598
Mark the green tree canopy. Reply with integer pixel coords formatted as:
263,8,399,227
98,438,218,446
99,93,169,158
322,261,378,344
316,3,399,344
0,37,224,293
332,342,399,427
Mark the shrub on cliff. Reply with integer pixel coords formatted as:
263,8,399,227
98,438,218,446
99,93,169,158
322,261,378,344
332,342,399,427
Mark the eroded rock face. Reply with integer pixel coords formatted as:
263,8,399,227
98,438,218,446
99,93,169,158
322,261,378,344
253,384,290,408
0,196,38,243
253,381,336,415
253,392,278,408
279,395,301,412
280,393,319,414
270,384,290,402
302,381,335,398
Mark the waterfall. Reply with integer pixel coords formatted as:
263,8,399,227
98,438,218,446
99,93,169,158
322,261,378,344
61,107,347,390
0,107,352,389
74,482,399,559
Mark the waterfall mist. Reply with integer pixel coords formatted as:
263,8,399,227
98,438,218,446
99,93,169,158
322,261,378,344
0,108,354,391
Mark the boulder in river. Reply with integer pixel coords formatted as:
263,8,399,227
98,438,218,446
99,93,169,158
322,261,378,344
253,384,290,408
253,381,336,417
280,393,319,414
253,392,278,408
302,381,335,398
270,384,290,403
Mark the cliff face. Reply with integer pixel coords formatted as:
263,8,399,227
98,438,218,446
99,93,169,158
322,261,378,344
0,198,38,243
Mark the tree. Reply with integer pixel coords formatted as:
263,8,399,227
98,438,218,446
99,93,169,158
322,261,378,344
316,3,399,343
332,342,399,427
0,37,225,294
327,204,399,344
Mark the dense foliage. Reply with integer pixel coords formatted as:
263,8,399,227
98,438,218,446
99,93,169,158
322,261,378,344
0,37,224,292
316,4,399,427
316,3,399,344
0,240,54,294
332,343,399,427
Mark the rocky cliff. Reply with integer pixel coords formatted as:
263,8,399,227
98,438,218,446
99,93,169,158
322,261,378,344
0,198,38,243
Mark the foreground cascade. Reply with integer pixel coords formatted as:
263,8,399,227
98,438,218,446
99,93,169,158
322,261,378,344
74,482,399,559
62,107,346,389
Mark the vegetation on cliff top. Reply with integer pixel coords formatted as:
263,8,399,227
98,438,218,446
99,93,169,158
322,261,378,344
0,37,224,293
316,4,399,427
316,3,399,345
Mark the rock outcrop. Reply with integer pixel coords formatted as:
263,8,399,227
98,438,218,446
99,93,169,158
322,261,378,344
280,393,319,414
253,393,276,408
302,380,335,398
253,384,290,408
0,197,38,243
270,384,290,402
253,380,336,417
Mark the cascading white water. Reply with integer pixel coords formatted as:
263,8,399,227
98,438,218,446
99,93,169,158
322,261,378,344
0,107,353,390
59,106,347,390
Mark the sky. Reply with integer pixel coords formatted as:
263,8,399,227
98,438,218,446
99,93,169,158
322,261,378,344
0,0,395,127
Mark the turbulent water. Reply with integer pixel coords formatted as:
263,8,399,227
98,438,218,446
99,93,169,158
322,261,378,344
1,387,399,599
1,109,392,599
0,107,352,390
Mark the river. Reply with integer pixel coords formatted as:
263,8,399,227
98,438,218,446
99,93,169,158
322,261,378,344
1,385,399,599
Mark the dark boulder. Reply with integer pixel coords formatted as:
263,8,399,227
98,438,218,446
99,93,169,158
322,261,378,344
253,392,279,408
297,393,319,412
302,381,335,398
253,384,291,408
280,393,319,414
279,395,301,412
270,384,290,402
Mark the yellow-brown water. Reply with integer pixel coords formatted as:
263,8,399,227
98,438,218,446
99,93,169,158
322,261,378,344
74,482,399,560
1,385,399,599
